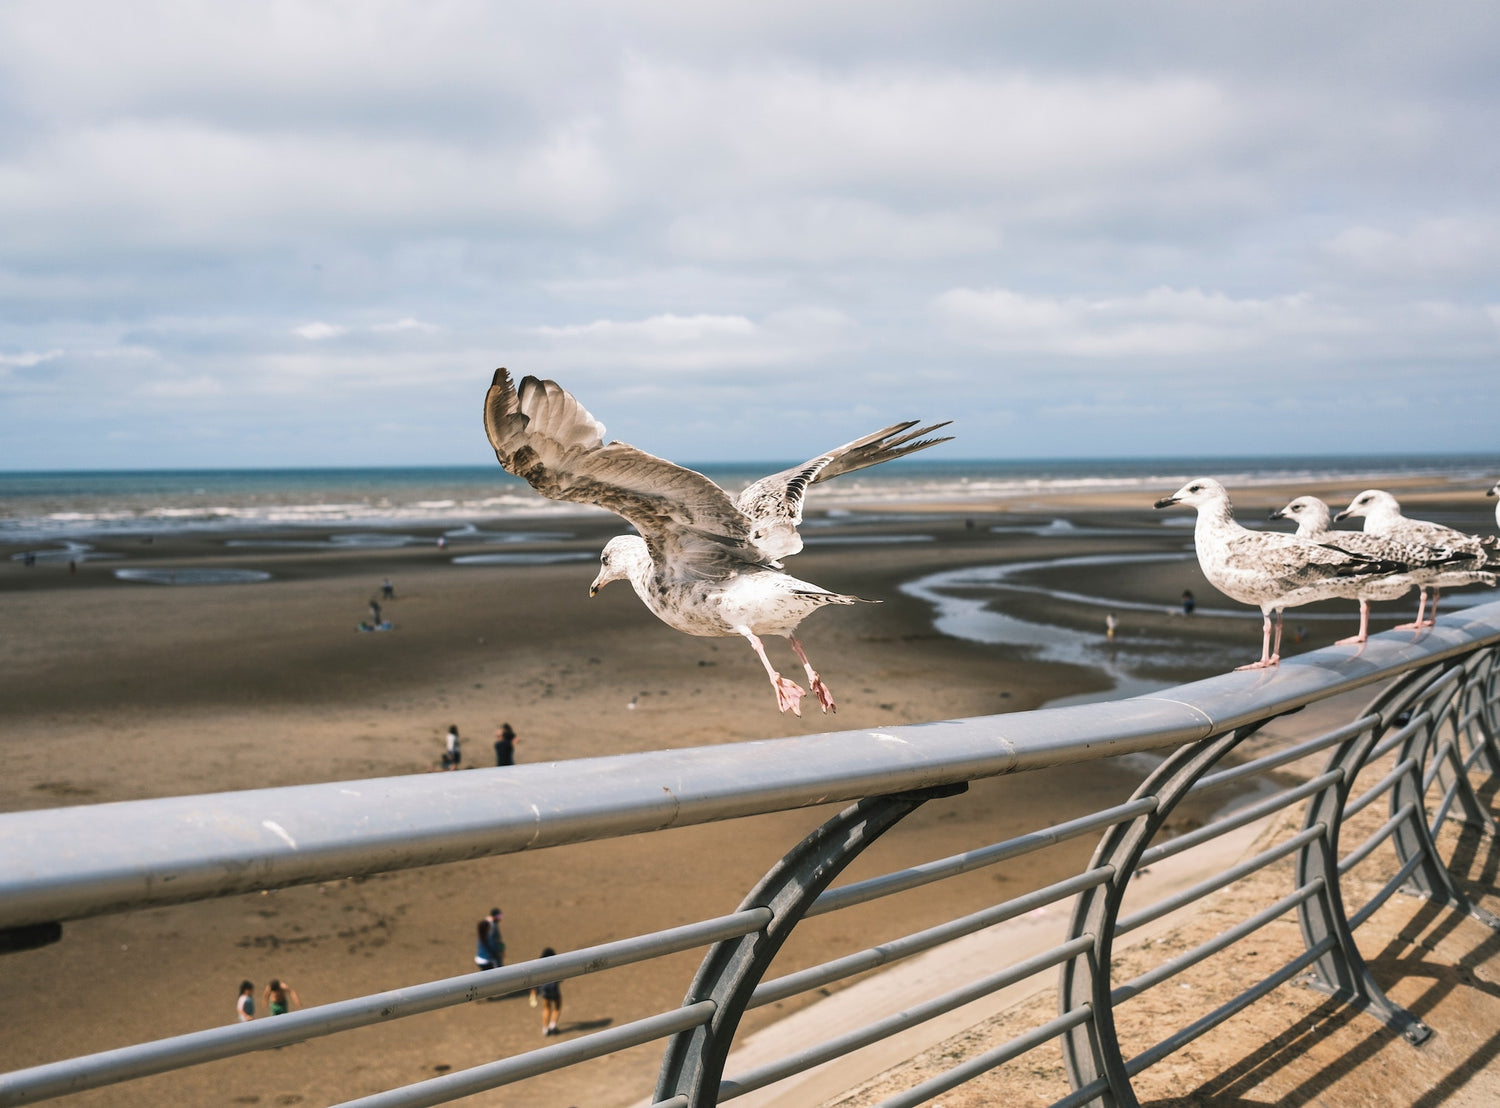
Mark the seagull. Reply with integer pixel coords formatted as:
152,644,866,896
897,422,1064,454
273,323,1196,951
1334,489,1493,629
483,369,952,715
1489,480,1499,530
1267,495,1462,645
1155,479,1411,669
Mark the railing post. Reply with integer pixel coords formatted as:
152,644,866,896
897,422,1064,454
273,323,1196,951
1385,662,1500,931
1293,716,1433,1043
1058,724,1259,1108
654,782,967,1107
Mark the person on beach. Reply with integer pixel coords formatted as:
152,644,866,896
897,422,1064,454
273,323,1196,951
1105,612,1118,640
236,980,256,1021
1180,589,1195,615
370,597,383,625
494,723,516,766
475,907,505,970
381,577,395,600
263,979,300,1016
531,948,562,1035
445,725,461,770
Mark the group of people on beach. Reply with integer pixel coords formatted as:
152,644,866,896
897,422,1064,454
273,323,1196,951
440,722,518,770
235,978,300,1021
475,908,564,1036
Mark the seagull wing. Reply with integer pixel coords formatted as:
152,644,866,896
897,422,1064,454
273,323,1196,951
735,420,954,563
1224,531,1396,590
484,369,757,577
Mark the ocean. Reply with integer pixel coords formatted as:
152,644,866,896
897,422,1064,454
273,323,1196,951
1,454,1495,544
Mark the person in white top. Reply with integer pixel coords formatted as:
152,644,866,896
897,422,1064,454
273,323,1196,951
236,980,255,1021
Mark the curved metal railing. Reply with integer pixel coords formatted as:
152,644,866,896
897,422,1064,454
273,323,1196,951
2,600,1498,1107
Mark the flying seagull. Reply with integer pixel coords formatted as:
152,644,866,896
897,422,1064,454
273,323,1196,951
1155,479,1410,669
1267,495,1465,645
1334,489,1493,629
483,369,953,715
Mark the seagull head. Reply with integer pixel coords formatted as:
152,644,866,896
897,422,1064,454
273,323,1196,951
590,535,644,596
1154,478,1228,512
1269,495,1331,538
1335,489,1398,524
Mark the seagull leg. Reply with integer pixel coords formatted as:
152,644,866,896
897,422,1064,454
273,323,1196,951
1236,610,1282,670
741,629,805,716
1336,599,1371,646
1394,588,1431,632
787,635,836,714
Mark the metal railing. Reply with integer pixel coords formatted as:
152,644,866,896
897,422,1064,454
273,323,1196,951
3,600,1499,1107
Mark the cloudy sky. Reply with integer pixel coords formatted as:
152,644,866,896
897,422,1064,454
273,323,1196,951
2,1,1497,469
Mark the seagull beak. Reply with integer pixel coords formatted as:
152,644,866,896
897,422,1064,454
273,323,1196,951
1268,508,1285,520
588,582,600,598
1334,509,1352,521
1153,496,1179,509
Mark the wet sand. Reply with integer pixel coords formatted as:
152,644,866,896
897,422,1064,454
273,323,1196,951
1,476,1494,1106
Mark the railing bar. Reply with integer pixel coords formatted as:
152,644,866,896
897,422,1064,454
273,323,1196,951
1193,714,1379,792
1049,1074,1115,1108
1421,739,1458,792
0,911,767,1107
1460,738,1490,772
719,937,1095,1101
809,799,1156,917
1348,851,1427,932
1139,772,1342,868
751,868,1113,1009
1117,826,1325,936
870,1006,1096,1108
1124,936,1338,1077
1111,880,1324,1005
1367,709,1434,762
1430,778,1464,831
648,1098,690,1108
335,1001,717,1108
1337,802,1418,875
1343,757,1419,820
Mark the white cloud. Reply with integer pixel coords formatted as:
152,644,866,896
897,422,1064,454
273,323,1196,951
373,317,442,333
933,286,1331,357
667,198,1000,263
524,309,858,372
1323,218,1500,280
619,58,1234,198
293,322,347,341
0,349,63,368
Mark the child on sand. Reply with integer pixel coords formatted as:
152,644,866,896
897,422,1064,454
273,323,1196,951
236,980,255,1021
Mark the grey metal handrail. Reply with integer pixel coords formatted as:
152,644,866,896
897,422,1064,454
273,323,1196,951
2,600,1498,1107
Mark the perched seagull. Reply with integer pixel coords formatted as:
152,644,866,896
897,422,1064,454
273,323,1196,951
1155,479,1410,669
1335,490,1493,629
1268,495,1458,645
483,369,952,715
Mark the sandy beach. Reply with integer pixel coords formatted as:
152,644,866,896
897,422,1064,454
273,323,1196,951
1,474,1496,1106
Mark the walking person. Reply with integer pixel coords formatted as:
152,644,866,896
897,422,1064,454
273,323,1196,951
531,948,563,1036
445,725,461,770
493,723,516,767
